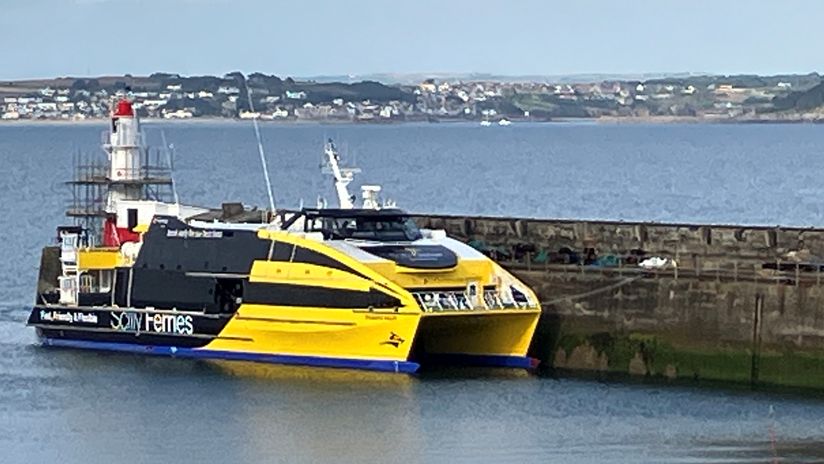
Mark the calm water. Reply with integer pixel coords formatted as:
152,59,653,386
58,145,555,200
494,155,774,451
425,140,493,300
2,121,824,463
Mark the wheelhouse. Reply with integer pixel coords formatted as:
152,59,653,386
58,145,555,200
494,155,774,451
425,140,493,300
286,208,423,242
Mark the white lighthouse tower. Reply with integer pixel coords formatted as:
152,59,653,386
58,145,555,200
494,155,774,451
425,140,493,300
105,98,143,211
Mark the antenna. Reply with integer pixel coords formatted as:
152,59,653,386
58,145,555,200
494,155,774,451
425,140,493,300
160,130,179,206
243,76,276,215
322,138,360,208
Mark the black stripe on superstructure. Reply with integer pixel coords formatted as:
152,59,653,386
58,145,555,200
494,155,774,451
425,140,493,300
270,241,294,261
244,283,400,309
137,215,367,276
130,269,218,312
291,245,369,280
407,285,497,293
135,216,269,274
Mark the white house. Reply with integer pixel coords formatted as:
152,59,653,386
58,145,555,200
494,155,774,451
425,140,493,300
285,90,307,100
379,105,393,118
36,102,58,111
142,99,168,108
163,109,194,119
239,110,261,119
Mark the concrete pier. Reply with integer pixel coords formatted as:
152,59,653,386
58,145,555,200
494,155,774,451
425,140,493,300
414,214,824,390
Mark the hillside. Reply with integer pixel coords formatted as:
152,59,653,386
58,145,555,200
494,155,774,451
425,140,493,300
771,82,824,112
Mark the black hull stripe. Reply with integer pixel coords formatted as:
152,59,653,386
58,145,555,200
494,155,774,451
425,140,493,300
38,328,212,348
245,283,400,309
34,305,226,319
31,323,252,342
29,306,234,348
233,316,356,326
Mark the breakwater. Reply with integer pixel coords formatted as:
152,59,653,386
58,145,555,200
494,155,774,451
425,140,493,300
413,214,824,390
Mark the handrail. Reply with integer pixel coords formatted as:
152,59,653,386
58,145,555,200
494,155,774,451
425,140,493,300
412,289,531,313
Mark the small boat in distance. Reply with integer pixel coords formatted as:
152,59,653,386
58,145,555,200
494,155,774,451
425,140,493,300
498,118,512,126
480,120,492,127
27,98,542,373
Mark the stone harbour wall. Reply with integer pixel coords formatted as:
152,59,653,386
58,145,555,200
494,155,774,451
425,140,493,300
413,214,824,390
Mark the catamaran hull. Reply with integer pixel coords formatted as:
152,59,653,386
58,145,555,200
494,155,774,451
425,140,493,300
30,304,540,374
39,337,421,373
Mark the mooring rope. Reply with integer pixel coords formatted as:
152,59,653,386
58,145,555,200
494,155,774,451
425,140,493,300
540,276,644,306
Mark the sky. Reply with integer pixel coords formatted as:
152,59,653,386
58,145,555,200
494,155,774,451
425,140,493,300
1,0,822,80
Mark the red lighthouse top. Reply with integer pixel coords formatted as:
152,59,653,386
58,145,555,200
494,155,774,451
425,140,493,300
114,99,134,117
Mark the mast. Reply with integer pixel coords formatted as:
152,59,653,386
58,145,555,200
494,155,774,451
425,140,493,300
320,138,394,210
243,79,277,218
323,139,357,209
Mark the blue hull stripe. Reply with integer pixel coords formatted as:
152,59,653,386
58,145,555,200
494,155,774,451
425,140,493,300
419,353,537,369
41,338,420,374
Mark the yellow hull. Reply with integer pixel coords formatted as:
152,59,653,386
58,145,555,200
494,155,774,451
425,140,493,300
199,304,540,372
205,304,421,364
411,310,541,366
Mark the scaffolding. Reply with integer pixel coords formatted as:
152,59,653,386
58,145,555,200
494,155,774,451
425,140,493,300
66,131,175,245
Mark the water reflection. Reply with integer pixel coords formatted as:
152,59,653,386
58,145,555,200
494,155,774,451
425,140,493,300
4,341,824,463
675,439,824,464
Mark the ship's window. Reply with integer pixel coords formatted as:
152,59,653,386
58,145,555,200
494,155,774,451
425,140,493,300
79,273,94,294
308,215,422,242
99,270,113,293
127,209,138,230
270,242,294,262
212,278,244,315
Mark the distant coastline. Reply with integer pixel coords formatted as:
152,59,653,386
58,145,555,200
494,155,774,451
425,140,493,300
3,115,823,125
1,71,823,124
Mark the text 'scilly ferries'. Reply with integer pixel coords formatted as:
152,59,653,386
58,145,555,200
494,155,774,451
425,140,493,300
28,99,541,373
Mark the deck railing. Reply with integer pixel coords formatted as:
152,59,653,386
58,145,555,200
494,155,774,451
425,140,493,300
412,289,531,312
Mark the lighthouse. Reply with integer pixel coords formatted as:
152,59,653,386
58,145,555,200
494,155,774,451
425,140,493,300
106,98,143,210
66,97,192,249
100,98,152,247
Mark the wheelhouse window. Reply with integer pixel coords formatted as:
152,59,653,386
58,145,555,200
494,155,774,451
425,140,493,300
307,214,422,242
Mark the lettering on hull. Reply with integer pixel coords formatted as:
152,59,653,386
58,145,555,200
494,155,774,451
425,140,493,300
39,310,98,325
110,311,194,336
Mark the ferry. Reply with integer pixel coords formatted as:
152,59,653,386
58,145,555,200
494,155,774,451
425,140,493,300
27,98,541,373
